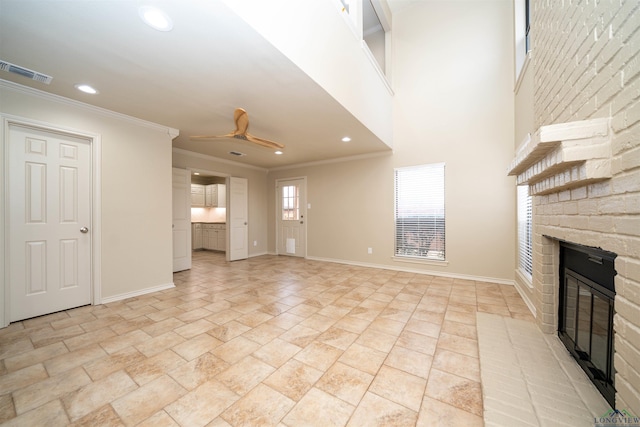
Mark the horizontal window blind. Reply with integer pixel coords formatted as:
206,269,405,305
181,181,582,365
517,185,533,279
394,163,445,261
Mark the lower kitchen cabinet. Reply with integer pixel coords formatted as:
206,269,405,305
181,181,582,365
194,223,226,252
192,223,202,250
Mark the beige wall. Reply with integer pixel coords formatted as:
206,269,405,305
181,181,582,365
268,0,516,283
268,154,395,266
172,149,269,256
514,65,535,148
0,82,175,305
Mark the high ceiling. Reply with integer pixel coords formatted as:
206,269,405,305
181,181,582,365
0,0,395,169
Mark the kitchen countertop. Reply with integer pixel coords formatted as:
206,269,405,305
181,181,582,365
191,222,226,224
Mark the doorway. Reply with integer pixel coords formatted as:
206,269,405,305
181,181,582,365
2,117,100,325
187,171,249,262
276,177,306,257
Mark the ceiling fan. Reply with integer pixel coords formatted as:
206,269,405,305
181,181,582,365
191,108,285,150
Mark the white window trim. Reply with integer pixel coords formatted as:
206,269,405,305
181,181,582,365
517,185,533,283
361,40,393,94
392,256,449,267
394,163,446,262
515,50,532,94
514,0,531,85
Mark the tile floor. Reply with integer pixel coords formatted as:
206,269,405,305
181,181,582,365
0,251,535,426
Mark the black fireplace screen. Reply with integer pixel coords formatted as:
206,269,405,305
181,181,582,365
558,241,617,408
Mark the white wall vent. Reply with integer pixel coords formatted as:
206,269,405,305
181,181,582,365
0,60,53,84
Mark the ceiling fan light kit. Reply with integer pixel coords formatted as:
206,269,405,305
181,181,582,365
191,108,285,151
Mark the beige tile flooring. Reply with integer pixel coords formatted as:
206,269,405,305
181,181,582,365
0,251,535,426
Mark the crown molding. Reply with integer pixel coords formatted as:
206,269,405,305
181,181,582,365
267,149,393,172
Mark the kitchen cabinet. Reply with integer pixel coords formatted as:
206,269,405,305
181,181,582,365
192,223,203,250
191,184,205,207
201,223,226,251
217,228,226,251
205,184,226,208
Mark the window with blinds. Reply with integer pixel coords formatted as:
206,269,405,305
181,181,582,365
394,163,445,261
517,185,533,279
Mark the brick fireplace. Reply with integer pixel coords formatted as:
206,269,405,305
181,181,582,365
514,0,640,415
508,116,639,412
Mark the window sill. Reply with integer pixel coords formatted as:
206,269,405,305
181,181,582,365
392,256,449,267
516,268,533,290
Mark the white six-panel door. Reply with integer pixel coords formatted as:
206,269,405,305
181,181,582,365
8,124,92,321
228,177,248,261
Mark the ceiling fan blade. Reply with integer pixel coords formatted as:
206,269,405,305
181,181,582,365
233,108,249,134
246,133,285,149
190,108,283,149
190,132,235,140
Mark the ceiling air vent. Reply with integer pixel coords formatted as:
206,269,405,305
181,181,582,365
0,60,53,84
229,151,246,157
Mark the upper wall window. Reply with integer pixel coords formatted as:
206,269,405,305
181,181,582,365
525,0,531,52
394,163,446,261
514,0,531,81
363,0,386,74
337,0,391,79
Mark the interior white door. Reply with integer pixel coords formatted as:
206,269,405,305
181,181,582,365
8,124,92,321
172,168,191,272
228,176,248,261
277,178,306,257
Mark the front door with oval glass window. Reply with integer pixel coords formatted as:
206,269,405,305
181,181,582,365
277,178,306,257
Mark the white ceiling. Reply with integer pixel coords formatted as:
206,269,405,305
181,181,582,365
0,0,393,169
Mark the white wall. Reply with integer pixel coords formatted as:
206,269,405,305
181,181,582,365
220,0,393,147
0,81,176,305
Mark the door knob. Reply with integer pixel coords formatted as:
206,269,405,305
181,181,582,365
80,227,89,233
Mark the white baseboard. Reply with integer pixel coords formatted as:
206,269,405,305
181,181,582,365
305,255,516,286
514,271,537,317
100,282,176,305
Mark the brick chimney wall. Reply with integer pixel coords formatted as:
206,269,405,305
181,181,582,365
529,0,640,413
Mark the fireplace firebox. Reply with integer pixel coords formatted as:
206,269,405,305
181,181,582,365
558,241,617,408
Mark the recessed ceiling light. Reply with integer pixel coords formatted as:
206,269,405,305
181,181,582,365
75,84,98,94
275,151,283,155
193,172,200,175
139,6,173,31
341,136,351,142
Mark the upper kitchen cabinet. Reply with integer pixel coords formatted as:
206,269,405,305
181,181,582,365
191,184,205,207
205,184,226,208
